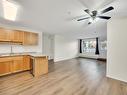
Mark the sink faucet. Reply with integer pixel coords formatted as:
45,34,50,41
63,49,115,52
11,45,13,54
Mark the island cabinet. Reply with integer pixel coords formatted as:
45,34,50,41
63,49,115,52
0,56,31,76
32,56,48,77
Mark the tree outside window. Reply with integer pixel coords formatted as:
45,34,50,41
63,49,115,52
82,38,96,53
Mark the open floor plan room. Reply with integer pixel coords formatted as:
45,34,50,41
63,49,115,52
0,58,127,95
0,0,127,95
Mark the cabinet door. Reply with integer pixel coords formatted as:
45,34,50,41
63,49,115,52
23,32,31,45
0,28,11,42
23,31,38,45
10,30,23,43
23,56,31,70
0,59,12,76
12,56,24,73
30,33,38,45
33,57,48,77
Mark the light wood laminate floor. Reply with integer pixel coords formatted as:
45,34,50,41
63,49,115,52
0,58,127,95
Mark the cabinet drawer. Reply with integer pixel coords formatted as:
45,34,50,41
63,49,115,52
0,57,12,62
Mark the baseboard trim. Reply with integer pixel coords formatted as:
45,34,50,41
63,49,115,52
48,59,54,63
106,75,127,83
78,57,97,60
97,58,107,61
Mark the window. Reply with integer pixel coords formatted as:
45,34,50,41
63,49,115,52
82,38,96,53
2,0,18,21
100,41,107,51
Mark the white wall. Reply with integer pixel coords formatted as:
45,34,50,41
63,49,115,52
54,35,78,62
107,17,127,82
42,33,54,60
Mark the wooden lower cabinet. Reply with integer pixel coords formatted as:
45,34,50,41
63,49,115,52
0,55,48,77
23,56,31,70
12,56,24,73
0,60,12,76
0,56,31,76
32,57,48,77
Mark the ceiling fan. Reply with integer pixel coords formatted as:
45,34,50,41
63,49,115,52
77,6,114,24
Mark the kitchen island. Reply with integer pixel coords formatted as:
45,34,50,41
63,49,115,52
0,53,48,77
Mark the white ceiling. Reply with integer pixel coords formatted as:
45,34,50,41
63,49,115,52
0,0,127,39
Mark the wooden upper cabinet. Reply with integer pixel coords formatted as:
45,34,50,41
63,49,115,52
0,28,38,45
0,28,12,42
30,33,38,45
10,30,23,43
23,32,38,45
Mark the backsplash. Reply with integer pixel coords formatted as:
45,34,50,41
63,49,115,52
0,44,42,54
0,45,11,53
11,45,25,53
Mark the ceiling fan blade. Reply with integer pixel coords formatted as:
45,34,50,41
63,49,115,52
84,9,91,15
77,17,90,21
98,16,111,20
101,6,114,14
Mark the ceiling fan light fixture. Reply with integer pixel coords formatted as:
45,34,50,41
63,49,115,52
89,18,94,23
95,17,99,22
77,6,114,24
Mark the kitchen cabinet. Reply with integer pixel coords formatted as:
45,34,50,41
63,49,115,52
0,56,31,76
0,57,12,76
0,55,48,77
10,30,23,43
32,56,48,77
12,56,24,73
0,28,12,42
23,32,31,45
23,55,31,70
23,32,38,45
30,33,38,45
0,28,38,45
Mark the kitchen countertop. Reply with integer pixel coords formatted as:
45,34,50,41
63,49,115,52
0,52,48,58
